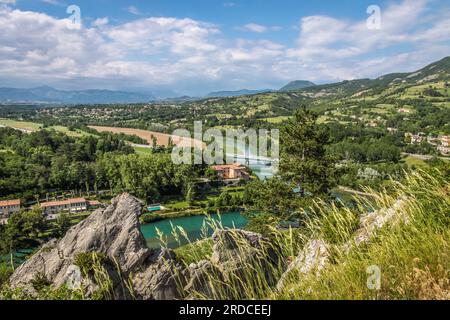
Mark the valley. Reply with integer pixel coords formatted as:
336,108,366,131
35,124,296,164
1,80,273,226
0,56,449,301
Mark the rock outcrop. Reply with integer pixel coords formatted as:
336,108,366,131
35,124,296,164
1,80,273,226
277,197,411,292
9,192,410,299
183,229,281,299
8,193,277,300
9,193,183,299
352,197,409,246
276,239,329,291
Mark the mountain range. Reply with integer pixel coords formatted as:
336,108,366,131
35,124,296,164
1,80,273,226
206,89,273,98
1,56,449,104
0,86,156,104
290,56,450,98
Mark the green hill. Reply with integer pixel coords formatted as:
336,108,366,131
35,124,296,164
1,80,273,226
280,80,316,91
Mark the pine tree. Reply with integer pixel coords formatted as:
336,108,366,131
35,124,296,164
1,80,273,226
279,106,335,195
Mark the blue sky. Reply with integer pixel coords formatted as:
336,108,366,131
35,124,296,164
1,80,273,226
0,0,449,96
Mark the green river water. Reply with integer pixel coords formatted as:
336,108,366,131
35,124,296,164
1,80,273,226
140,212,247,249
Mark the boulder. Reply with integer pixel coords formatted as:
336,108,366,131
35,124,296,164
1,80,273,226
353,197,409,246
8,193,183,300
183,260,224,299
184,229,282,299
276,239,329,291
133,248,185,300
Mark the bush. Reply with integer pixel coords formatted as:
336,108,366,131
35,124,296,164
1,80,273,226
74,252,107,277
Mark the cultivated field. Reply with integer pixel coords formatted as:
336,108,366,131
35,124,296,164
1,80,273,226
0,119,88,137
0,118,42,132
89,126,204,148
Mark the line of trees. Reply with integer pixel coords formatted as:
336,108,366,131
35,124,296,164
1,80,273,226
0,128,198,201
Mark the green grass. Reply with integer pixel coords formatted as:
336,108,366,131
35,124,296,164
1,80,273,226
174,239,213,267
402,156,428,168
263,116,291,124
0,119,42,131
133,146,153,155
276,170,449,300
47,126,91,138
0,119,92,138
165,200,190,210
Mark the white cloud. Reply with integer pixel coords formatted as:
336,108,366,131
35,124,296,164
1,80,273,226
127,6,141,16
223,2,236,8
289,0,435,61
92,17,109,27
242,23,267,33
107,17,219,55
0,0,449,94
237,23,282,33
41,0,63,5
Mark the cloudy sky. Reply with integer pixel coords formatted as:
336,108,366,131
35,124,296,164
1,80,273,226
0,0,449,96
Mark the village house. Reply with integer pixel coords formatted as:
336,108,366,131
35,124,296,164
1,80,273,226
437,135,450,155
40,198,88,215
211,163,250,181
439,135,450,147
398,108,411,113
387,127,398,133
405,132,425,144
405,133,450,155
0,199,21,225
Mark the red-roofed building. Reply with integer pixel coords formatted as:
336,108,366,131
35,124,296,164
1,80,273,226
40,198,88,215
0,199,21,225
211,163,250,180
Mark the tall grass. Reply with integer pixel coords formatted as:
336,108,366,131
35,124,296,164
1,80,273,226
1,169,448,300
168,169,449,300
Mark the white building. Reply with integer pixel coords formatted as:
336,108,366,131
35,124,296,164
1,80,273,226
40,198,88,215
0,199,21,225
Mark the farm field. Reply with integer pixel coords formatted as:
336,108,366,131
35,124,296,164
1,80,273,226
0,119,88,137
89,125,204,148
48,125,93,137
263,116,291,123
0,118,42,132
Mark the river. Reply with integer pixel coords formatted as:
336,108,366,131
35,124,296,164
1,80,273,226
141,212,247,249
224,136,276,180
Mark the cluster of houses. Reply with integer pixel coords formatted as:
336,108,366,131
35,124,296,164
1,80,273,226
0,197,102,225
405,133,450,155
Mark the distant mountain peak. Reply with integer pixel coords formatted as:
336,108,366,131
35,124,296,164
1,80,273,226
279,80,316,91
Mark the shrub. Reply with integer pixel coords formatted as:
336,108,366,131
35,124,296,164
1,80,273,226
74,252,107,277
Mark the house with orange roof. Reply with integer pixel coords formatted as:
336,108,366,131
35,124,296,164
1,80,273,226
40,198,88,215
211,163,250,181
0,199,21,224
